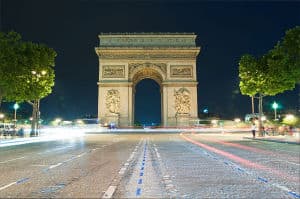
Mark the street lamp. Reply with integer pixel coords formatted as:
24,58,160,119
0,113,4,123
13,103,20,130
272,102,278,120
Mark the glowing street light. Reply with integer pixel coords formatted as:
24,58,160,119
13,103,20,130
272,102,278,120
234,118,241,123
0,113,4,123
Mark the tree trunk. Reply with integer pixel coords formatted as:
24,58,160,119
29,100,39,136
0,88,4,109
251,96,254,114
0,94,2,109
258,93,264,136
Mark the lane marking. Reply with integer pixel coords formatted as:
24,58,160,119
0,156,26,164
16,177,30,184
102,185,117,198
257,177,268,183
118,167,126,175
49,162,63,169
31,164,48,167
289,191,300,198
102,139,142,198
138,179,142,184
0,182,16,191
48,152,87,170
0,177,30,191
136,188,141,196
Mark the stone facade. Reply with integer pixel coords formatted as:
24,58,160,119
95,33,201,126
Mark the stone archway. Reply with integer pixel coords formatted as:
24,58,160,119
95,33,201,126
131,66,164,124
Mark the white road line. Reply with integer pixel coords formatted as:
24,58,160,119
102,185,117,198
0,156,26,164
48,152,87,170
77,152,87,158
31,164,48,167
154,147,161,159
49,162,63,169
118,167,126,175
0,181,17,191
37,146,73,155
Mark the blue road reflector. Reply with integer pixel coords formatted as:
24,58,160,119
140,172,144,176
288,191,300,198
237,168,245,172
136,188,141,196
257,177,268,183
16,177,29,184
138,179,142,184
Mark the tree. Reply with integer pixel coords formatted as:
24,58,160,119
239,26,300,134
0,31,56,135
0,31,22,108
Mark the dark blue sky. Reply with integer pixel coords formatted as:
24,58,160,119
1,0,299,122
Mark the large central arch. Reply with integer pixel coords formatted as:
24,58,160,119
131,66,164,124
95,33,201,126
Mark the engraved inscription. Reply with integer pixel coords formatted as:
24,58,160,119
102,65,125,78
170,65,193,77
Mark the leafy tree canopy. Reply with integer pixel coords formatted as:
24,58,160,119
239,26,300,97
0,31,56,103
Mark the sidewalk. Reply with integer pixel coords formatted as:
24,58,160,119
244,134,300,145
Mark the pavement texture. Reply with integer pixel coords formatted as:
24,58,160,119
0,130,299,198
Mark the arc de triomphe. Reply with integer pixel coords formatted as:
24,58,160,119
95,33,201,126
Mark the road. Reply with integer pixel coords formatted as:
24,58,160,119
0,131,299,198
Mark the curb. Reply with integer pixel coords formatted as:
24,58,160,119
243,137,300,145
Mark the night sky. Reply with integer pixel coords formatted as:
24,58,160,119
1,0,299,123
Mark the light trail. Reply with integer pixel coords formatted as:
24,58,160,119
194,135,300,163
180,133,298,182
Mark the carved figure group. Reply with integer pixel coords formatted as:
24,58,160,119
174,88,191,114
106,89,120,114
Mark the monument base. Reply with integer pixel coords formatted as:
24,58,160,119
105,113,120,126
176,113,191,127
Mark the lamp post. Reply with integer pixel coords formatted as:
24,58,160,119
13,103,20,131
272,102,278,120
0,113,4,123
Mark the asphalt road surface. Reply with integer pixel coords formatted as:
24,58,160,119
0,131,299,198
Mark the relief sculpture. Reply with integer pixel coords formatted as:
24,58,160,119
170,65,193,77
102,65,125,78
106,89,120,114
174,88,191,114
128,63,167,75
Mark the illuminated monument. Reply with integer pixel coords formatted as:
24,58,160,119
95,33,201,126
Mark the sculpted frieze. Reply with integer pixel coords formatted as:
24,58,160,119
99,36,196,47
102,65,125,78
128,63,167,76
105,89,120,114
170,65,193,78
174,88,191,114
98,53,197,60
